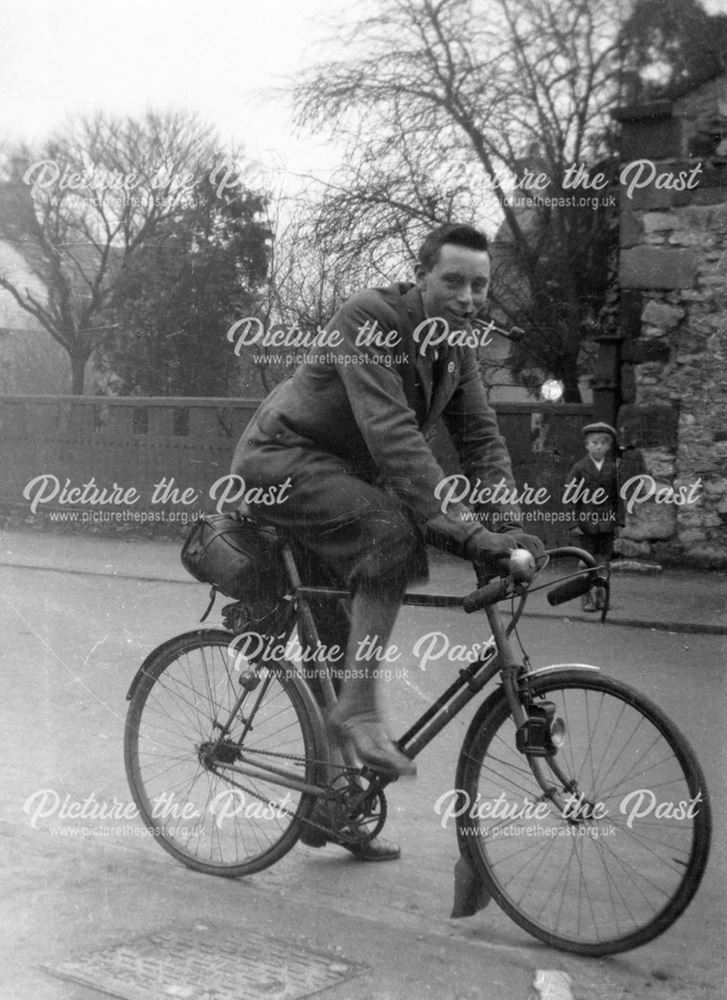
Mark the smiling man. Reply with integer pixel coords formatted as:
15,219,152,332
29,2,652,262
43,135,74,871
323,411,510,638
414,236,491,348
230,222,543,857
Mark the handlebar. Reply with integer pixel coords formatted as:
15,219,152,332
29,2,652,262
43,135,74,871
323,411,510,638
461,576,510,613
462,546,606,616
462,548,537,614
546,572,599,606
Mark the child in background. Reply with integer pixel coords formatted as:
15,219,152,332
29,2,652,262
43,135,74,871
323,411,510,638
566,422,619,612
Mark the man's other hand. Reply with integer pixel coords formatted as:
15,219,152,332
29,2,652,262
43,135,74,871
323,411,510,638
465,528,516,573
503,531,546,564
466,528,545,577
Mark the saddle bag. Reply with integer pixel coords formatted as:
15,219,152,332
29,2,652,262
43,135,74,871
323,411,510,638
180,512,287,603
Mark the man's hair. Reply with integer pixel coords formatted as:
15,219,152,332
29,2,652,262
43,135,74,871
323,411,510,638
417,223,489,272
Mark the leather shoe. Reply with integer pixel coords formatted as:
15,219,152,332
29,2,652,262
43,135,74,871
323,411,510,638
299,803,400,860
327,708,416,779
299,802,330,848
343,836,401,861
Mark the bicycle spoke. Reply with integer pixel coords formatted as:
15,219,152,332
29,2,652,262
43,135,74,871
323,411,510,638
125,632,319,876
458,671,710,955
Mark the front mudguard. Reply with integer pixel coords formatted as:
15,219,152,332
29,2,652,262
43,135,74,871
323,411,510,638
451,851,492,918
450,685,503,918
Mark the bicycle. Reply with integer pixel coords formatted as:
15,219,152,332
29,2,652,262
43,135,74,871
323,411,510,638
124,540,711,957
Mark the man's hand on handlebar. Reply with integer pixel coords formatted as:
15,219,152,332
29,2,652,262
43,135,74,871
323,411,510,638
465,527,545,580
502,529,546,565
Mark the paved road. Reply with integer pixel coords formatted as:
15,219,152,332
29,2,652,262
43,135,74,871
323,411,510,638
1,557,725,1000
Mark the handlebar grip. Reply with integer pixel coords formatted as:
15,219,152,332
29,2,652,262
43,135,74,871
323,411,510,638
546,572,596,606
462,578,509,614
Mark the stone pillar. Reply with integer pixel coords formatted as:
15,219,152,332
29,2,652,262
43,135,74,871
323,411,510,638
612,78,727,567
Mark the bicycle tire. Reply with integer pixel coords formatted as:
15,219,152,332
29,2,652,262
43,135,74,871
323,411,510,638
454,669,711,956
124,629,323,877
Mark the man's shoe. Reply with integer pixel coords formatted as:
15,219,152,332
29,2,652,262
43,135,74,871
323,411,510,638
299,803,400,860
327,708,416,779
299,809,330,848
343,836,401,861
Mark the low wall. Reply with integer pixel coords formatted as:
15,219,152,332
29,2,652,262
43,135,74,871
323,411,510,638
0,395,592,547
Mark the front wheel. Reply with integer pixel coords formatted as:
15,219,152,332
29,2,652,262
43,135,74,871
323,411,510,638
455,670,711,956
124,630,324,877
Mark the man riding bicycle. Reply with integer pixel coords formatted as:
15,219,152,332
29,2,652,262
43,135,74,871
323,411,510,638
231,222,544,859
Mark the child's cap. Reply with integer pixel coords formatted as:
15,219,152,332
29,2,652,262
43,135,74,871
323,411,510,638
582,421,617,440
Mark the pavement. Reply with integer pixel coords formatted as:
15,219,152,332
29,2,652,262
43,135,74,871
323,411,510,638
1,526,725,635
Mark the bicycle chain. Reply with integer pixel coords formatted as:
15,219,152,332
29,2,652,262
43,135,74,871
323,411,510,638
239,745,367,780
208,752,384,844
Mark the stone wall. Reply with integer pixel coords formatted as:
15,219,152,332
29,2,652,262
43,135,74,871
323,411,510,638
615,76,727,567
0,395,592,547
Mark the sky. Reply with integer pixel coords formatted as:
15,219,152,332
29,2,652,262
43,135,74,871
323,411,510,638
1,0,727,190
0,0,350,190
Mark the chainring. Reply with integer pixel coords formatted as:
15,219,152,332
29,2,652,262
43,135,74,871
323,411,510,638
325,774,387,845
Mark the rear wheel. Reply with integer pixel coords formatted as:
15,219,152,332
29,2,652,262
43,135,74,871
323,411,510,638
455,670,711,956
125,630,323,876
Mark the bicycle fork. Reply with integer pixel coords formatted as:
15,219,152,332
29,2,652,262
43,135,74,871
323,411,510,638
485,603,576,815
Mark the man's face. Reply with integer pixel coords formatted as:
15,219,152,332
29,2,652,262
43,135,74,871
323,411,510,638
416,243,491,329
585,433,612,462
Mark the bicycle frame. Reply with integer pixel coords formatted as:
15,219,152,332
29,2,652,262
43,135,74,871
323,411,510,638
212,544,604,808
125,535,711,957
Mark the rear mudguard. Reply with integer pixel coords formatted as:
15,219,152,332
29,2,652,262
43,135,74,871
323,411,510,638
125,628,228,701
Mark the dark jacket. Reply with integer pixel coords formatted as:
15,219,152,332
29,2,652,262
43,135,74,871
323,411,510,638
231,283,521,551
565,455,619,534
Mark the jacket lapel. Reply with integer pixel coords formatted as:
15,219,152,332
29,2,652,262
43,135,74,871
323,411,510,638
394,287,431,418
426,347,459,429
395,286,462,429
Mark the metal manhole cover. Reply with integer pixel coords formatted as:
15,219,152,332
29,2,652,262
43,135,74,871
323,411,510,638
43,924,366,1000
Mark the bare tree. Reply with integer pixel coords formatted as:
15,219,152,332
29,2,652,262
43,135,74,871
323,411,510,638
293,0,628,400
236,197,377,393
0,110,226,393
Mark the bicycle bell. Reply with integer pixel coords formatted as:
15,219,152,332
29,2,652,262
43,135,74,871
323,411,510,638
509,548,535,583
